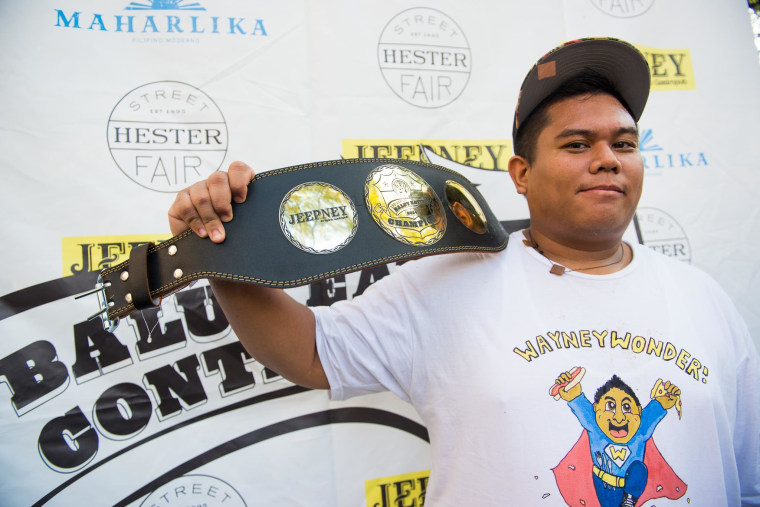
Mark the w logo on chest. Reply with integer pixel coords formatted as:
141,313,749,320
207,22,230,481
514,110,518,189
604,444,631,467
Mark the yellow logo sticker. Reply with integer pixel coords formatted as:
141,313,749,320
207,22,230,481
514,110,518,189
634,44,696,91
62,234,170,276
365,470,430,507
342,139,511,170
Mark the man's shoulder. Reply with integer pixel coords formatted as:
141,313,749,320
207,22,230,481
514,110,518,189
632,242,713,282
631,242,738,310
398,248,505,275
358,249,505,298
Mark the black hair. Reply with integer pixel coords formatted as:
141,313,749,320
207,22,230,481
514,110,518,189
513,68,637,163
593,374,642,408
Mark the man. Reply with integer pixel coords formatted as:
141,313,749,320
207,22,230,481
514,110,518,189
168,38,759,505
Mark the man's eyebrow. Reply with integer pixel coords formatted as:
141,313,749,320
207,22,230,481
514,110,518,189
555,126,640,139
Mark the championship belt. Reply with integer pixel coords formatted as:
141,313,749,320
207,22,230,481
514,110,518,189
85,158,508,331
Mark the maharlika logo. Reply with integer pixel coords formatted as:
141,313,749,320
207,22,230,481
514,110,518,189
54,1,268,39
639,128,708,173
125,0,204,10
639,129,662,152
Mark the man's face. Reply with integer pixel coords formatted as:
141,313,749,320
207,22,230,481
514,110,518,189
517,93,644,246
593,387,642,444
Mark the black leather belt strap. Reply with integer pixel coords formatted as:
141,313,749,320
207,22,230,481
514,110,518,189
97,158,508,324
126,243,155,310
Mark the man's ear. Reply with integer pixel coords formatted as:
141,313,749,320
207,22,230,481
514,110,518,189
508,155,529,195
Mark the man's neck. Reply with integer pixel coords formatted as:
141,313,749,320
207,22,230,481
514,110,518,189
522,228,631,275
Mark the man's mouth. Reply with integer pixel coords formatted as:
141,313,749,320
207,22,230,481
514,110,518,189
608,421,628,438
578,185,624,194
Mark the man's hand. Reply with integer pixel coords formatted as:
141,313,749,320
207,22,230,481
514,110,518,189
168,161,255,242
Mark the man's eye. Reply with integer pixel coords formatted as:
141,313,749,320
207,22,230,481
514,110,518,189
564,142,588,150
622,402,632,413
605,401,616,411
613,140,637,149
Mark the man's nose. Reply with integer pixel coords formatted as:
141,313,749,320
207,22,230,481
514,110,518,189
589,144,621,173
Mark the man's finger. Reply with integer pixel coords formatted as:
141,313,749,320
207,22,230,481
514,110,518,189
169,189,208,238
206,171,234,222
189,181,227,243
228,161,255,203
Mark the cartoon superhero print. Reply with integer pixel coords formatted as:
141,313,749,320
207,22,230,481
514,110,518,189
550,368,687,507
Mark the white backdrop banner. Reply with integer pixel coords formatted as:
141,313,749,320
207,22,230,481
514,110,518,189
1,0,759,505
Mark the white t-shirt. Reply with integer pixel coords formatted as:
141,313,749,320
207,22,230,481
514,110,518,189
313,233,760,506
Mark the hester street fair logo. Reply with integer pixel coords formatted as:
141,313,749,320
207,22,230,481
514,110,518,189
107,81,228,192
378,7,471,108
636,207,691,263
589,0,656,18
140,475,246,506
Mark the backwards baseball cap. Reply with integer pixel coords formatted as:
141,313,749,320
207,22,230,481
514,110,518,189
512,37,651,147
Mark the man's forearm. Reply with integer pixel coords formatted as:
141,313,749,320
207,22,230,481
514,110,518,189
209,279,328,390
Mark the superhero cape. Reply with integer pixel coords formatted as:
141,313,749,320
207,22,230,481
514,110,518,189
552,430,687,507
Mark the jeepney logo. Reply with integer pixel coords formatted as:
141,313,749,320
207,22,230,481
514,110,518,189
279,182,358,254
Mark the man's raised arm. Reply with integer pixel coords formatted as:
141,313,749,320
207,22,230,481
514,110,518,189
168,161,329,390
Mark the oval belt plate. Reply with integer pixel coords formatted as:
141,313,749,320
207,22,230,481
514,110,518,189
365,164,446,246
280,182,358,254
444,180,488,234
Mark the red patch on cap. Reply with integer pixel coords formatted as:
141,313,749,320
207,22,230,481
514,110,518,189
537,61,556,80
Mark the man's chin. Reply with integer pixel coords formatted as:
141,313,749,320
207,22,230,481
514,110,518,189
545,220,631,247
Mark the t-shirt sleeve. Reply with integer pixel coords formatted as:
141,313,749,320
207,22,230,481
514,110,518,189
312,263,425,403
